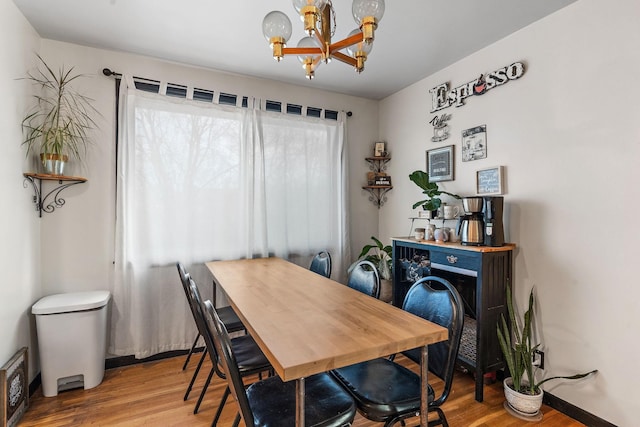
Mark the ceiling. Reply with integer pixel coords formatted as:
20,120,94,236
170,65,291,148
13,0,577,100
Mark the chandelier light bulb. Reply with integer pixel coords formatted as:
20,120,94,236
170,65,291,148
292,0,327,14
352,0,385,23
345,29,372,57
262,11,293,43
297,36,322,79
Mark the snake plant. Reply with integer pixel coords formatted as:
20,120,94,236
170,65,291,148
497,282,597,395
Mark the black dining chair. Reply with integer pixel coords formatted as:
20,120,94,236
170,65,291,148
309,251,332,278
347,260,381,299
177,262,245,373
332,276,464,427
178,262,246,406
203,299,357,427
187,278,272,426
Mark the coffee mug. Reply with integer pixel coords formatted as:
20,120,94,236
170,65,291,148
414,227,425,241
443,205,460,219
448,227,459,242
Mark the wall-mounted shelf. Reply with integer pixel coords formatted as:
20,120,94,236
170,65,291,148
362,185,393,208
363,155,392,208
365,156,391,173
23,173,87,217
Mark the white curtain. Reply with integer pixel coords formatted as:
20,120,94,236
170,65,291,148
110,76,348,358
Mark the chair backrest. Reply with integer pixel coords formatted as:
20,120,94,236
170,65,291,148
177,262,200,328
309,251,332,278
187,277,226,378
204,299,256,426
402,275,464,406
347,260,381,298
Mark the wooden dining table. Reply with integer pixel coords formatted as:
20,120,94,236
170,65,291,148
205,257,448,426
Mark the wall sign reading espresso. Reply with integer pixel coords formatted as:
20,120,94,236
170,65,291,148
476,166,504,195
430,62,525,112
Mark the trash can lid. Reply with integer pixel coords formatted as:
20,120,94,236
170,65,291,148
32,290,111,315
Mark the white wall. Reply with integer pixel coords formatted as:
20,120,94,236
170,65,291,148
0,0,41,380
35,40,379,296
379,0,640,425
2,7,379,379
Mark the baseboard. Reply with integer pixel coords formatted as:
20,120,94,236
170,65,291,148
29,373,41,397
543,392,617,427
28,349,201,398
104,348,197,370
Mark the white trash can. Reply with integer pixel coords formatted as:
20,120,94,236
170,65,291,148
32,290,111,397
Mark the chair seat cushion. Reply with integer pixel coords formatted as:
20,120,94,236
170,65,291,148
217,305,244,333
230,335,270,373
332,358,434,422
246,372,356,427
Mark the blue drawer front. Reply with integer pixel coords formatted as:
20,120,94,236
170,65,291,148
429,248,480,273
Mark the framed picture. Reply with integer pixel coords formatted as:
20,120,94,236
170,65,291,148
426,145,454,182
374,142,386,157
476,166,504,195
1,348,28,427
462,125,487,162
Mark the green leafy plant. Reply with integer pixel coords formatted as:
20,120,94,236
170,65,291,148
354,236,392,281
409,170,460,211
497,283,597,395
21,55,99,165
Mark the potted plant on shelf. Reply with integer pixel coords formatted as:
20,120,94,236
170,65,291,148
351,236,393,302
21,55,99,176
409,170,460,217
497,283,597,417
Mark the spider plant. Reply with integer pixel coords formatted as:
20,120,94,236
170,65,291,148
21,55,99,169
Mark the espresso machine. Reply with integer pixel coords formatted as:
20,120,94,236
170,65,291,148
483,196,505,247
457,197,484,246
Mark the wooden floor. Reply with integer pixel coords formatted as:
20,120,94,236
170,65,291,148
19,353,585,427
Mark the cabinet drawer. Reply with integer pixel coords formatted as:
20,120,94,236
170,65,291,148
429,249,479,274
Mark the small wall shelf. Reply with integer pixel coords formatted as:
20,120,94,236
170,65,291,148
365,156,391,173
362,185,393,208
23,173,87,217
363,155,392,208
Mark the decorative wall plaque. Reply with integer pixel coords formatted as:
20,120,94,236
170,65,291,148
430,62,525,112
1,348,28,427
462,125,487,161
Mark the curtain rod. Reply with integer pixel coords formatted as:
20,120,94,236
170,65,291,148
102,68,122,79
101,67,353,117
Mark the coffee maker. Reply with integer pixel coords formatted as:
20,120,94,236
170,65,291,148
457,197,484,246
483,196,505,247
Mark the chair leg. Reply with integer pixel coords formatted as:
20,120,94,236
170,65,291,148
184,350,207,401
194,367,215,414
385,408,447,427
428,407,448,427
232,413,241,427
210,386,230,427
182,333,201,370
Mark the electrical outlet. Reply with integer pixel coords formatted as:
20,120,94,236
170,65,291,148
533,350,545,369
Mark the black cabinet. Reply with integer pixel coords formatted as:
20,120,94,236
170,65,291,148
391,238,515,402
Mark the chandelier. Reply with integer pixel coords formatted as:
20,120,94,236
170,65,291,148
262,0,385,79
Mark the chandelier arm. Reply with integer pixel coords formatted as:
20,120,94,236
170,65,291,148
331,51,357,67
282,47,324,56
315,31,329,56
329,32,365,52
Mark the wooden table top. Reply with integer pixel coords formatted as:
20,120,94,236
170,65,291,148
392,237,516,253
206,257,448,382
